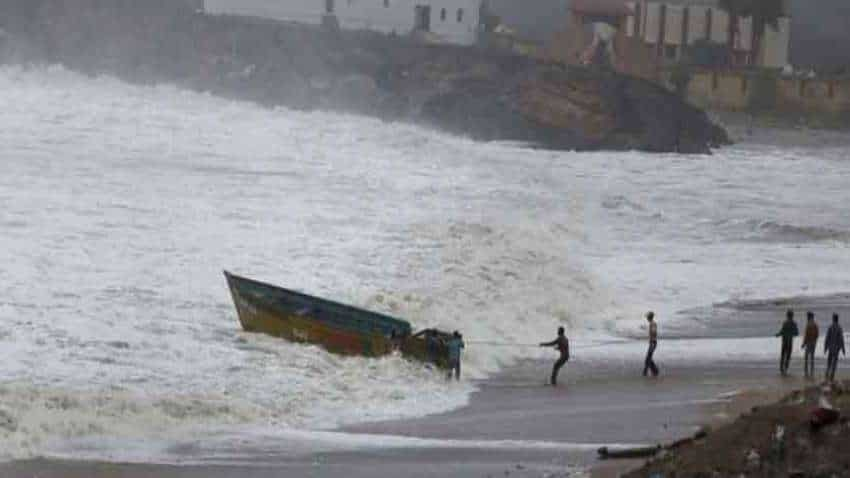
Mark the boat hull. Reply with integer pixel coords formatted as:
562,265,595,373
224,271,453,368
225,271,398,357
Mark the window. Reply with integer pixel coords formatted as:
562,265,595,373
383,0,389,7
414,5,431,31
665,45,677,60
440,8,446,21
457,8,464,23
325,0,334,14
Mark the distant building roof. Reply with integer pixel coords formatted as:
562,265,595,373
656,0,719,5
570,0,632,17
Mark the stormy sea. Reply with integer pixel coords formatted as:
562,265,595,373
1,66,849,476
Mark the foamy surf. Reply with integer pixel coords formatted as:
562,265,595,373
1,64,850,463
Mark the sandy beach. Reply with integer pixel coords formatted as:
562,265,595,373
1,346,828,478
5,296,847,477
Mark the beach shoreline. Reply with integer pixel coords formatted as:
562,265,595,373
1,346,827,478
591,371,807,478
4,296,848,477
622,379,850,477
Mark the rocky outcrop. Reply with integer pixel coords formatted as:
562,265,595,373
0,0,729,153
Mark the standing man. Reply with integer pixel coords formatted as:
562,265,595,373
801,311,819,379
643,311,659,377
776,309,799,376
824,313,846,382
446,331,465,381
540,327,570,386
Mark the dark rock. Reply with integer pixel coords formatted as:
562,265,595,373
4,0,729,154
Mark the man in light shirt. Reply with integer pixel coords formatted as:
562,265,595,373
643,311,659,377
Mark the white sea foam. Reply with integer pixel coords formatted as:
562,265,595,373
1,65,849,461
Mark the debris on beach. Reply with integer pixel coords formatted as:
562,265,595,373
598,445,662,460
623,380,850,478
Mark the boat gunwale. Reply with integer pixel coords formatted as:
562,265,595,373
223,271,412,336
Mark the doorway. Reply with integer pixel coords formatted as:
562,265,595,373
414,5,431,32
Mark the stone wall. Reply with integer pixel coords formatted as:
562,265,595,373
681,69,850,117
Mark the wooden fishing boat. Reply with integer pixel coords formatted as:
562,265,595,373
224,271,453,368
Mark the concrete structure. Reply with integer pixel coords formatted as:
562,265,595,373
683,69,850,116
548,0,657,80
204,0,483,45
550,0,792,81
624,0,791,68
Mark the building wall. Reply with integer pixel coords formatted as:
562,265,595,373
685,70,750,110
205,0,325,25
684,69,850,115
760,18,790,68
547,9,660,81
204,0,482,45
776,77,850,114
335,0,481,45
622,1,790,69
548,9,597,67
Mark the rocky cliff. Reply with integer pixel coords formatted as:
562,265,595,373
0,0,729,153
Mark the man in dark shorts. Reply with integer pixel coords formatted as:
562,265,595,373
540,327,570,386
643,311,659,377
446,331,465,381
801,311,819,379
824,313,846,382
776,309,799,376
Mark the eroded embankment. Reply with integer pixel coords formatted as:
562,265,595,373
624,381,850,478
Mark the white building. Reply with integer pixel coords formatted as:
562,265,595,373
204,0,483,46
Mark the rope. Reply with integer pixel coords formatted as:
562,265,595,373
465,340,631,350
466,341,540,347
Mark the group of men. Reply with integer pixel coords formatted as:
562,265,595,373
777,310,846,381
536,309,846,387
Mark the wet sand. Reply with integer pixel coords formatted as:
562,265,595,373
3,297,847,477
1,350,823,478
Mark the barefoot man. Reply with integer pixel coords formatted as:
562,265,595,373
825,313,846,382
801,311,819,379
540,327,570,386
643,311,659,377
776,309,799,376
